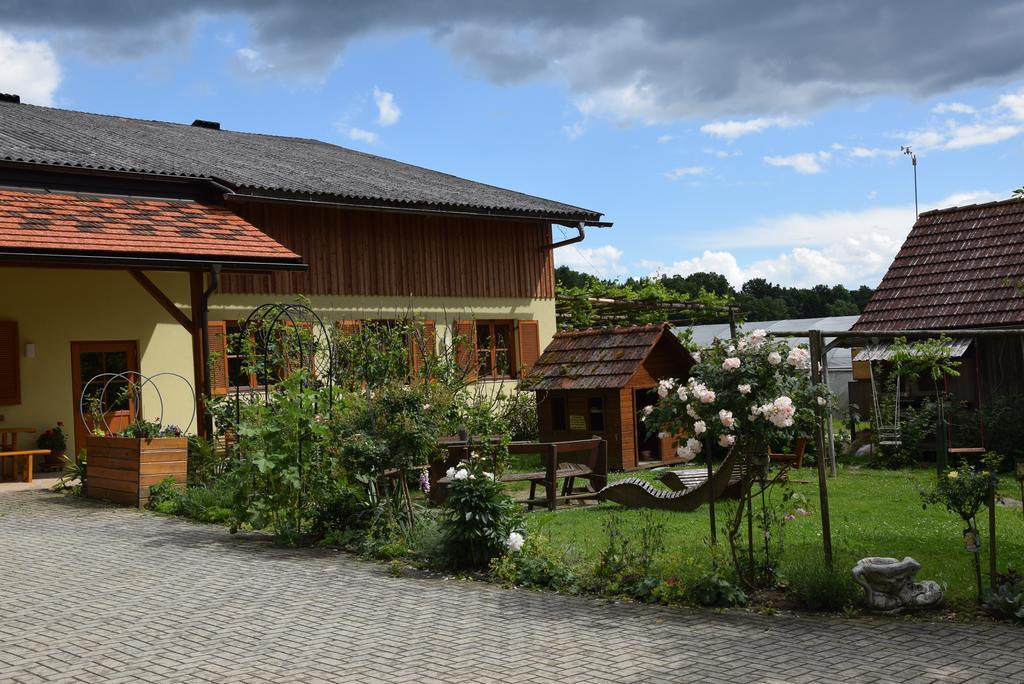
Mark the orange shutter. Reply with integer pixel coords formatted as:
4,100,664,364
0,321,20,405
517,320,541,378
410,320,437,380
336,320,362,338
454,320,477,381
207,320,229,396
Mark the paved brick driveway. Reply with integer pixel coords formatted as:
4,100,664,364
1,488,1021,684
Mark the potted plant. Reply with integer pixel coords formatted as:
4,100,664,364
36,422,68,472
85,418,188,508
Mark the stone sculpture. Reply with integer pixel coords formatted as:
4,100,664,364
851,556,944,611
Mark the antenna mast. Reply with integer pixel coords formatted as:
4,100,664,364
901,145,918,217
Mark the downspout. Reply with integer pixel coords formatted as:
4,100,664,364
200,265,222,434
549,222,586,250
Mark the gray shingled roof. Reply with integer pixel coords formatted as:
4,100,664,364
0,101,602,222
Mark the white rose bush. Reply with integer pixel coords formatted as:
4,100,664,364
642,329,832,586
440,452,524,570
643,330,829,463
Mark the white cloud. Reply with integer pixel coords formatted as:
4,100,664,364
932,102,976,115
664,166,706,180
704,147,741,158
849,146,900,158
563,121,585,141
346,127,379,144
652,189,1003,287
943,123,1021,150
372,86,401,126
699,116,803,140
763,150,830,174
554,244,627,277
232,47,274,75
0,31,60,105
656,134,673,143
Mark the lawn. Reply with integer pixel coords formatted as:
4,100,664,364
523,466,1024,609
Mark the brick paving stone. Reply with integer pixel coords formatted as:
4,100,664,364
1,488,1022,684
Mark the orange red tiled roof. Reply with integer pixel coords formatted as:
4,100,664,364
0,188,301,264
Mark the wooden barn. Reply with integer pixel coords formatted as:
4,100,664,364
519,323,695,470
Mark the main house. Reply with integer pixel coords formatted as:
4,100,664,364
0,95,607,455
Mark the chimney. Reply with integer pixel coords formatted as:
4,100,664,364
191,119,221,130
0,94,21,104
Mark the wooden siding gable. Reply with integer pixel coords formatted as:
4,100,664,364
221,203,555,299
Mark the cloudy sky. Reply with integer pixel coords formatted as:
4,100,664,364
3,1,1024,288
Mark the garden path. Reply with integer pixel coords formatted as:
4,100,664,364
0,488,1021,684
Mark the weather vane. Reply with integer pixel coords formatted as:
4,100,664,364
901,145,918,217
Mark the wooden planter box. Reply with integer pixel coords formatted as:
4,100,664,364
85,436,188,508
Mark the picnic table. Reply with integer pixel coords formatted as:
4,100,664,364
0,427,47,484
432,438,608,511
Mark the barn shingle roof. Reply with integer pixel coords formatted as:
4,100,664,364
0,187,301,265
0,101,602,222
854,197,1024,331
519,323,691,391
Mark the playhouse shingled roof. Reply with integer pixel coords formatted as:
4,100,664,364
519,323,691,391
854,197,1024,331
0,100,603,223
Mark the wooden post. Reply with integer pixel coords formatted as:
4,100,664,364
820,345,838,477
189,271,208,438
988,480,997,591
706,435,716,545
809,330,834,570
728,307,738,340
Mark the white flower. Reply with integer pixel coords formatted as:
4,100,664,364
482,472,495,481
687,404,700,420
505,531,525,552
757,396,796,428
686,437,703,454
445,467,457,479
722,357,741,371
658,432,668,439
657,385,669,398
767,351,782,365
676,386,688,401
657,378,676,398
718,409,735,429
816,396,827,406
693,420,706,435
676,445,695,461
453,468,469,481
738,384,751,395
642,405,654,416
422,403,431,411
718,434,736,447
787,347,811,370
691,352,701,364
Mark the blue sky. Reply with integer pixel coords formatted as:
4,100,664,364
3,3,1024,289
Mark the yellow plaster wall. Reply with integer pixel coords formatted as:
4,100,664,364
0,267,197,456
207,293,556,395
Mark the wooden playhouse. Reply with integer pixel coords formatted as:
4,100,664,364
519,323,696,470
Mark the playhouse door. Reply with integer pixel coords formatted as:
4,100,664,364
70,341,139,452
635,388,662,463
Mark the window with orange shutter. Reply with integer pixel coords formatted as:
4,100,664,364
0,321,20,405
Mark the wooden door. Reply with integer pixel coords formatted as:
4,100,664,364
70,341,139,451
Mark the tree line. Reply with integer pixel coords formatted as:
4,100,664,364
556,266,874,323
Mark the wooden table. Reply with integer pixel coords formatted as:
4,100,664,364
0,427,37,482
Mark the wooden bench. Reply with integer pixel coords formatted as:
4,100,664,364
433,438,608,511
769,436,808,469
0,449,50,484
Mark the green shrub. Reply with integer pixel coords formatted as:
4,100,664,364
178,482,234,524
187,435,230,487
490,534,580,593
439,458,522,571
781,548,861,612
148,477,184,513
584,512,666,599
686,573,747,607
983,571,1024,621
